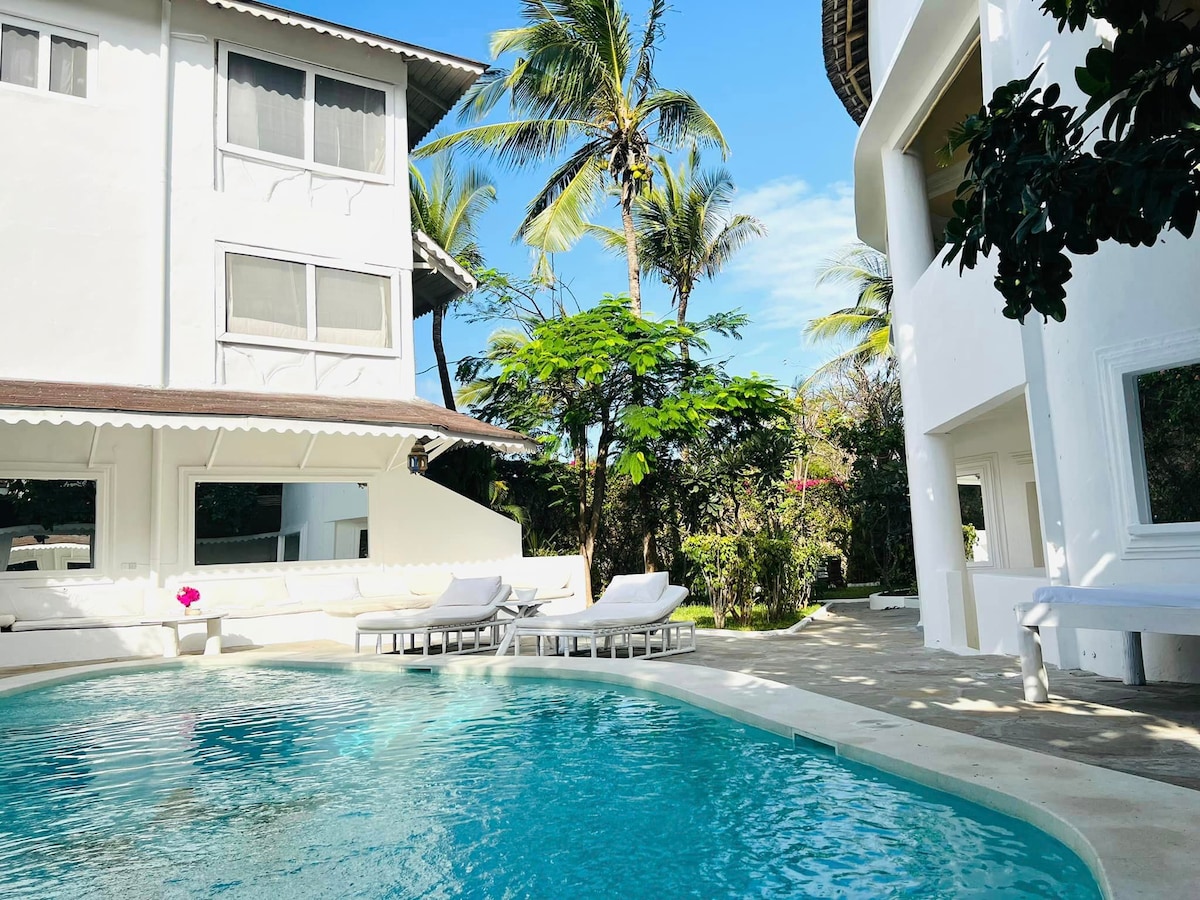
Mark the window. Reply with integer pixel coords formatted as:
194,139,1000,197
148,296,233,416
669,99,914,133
194,481,369,566
222,249,395,352
221,46,390,178
1135,363,1200,524
0,16,92,98
0,478,97,573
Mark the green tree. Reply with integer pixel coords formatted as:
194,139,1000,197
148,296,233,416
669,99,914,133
805,244,893,382
409,158,498,410
462,295,787,591
417,0,727,314
591,149,766,341
944,0,1200,322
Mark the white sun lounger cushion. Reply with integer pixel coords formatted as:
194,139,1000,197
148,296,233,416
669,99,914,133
600,573,669,604
519,587,686,630
1033,584,1200,609
355,605,498,630
437,576,503,606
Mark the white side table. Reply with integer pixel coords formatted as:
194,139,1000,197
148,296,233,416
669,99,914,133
495,595,550,656
142,613,226,658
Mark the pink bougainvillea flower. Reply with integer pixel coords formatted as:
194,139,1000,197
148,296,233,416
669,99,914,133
176,586,200,608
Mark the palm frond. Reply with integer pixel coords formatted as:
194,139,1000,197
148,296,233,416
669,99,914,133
639,88,728,157
520,146,609,252
414,119,588,167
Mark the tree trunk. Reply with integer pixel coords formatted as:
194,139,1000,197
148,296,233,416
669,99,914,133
432,305,456,411
578,429,612,604
677,287,691,362
639,474,660,573
620,178,642,316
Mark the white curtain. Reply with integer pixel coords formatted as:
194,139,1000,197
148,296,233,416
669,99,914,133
227,52,305,159
314,75,386,175
315,267,390,347
49,35,86,97
0,25,38,89
226,254,307,341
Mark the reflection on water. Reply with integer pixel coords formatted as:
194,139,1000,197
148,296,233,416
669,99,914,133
0,666,1102,900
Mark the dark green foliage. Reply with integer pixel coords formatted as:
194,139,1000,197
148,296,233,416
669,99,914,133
944,0,1200,321
1137,363,1200,523
0,479,95,531
194,483,281,539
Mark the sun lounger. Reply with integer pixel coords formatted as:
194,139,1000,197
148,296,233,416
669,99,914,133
501,573,695,659
354,576,510,654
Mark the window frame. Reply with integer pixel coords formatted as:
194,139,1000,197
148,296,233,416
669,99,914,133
182,470,376,571
955,454,1007,569
0,464,112,580
216,243,402,358
216,42,395,184
1098,329,1200,558
0,12,97,101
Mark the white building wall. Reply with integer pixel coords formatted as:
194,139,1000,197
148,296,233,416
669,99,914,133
860,0,1200,681
866,0,922,92
0,0,165,386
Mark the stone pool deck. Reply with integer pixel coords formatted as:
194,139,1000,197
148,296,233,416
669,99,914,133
671,605,1200,792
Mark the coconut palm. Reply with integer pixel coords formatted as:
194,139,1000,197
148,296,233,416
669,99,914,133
415,0,727,316
409,158,498,411
592,149,765,348
806,245,894,382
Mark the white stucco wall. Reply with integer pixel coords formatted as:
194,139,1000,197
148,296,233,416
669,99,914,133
866,0,923,93
0,0,165,386
861,0,1200,681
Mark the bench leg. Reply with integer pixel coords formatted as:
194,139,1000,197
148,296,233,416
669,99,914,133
1123,631,1147,686
160,623,180,659
1018,624,1049,703
354,632,360,654
204,619,223,656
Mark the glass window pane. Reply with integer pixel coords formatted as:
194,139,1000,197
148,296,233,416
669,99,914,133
49,35,87,97
958,478,988,563
226,254,307,341
315,267,391,347
314,75,386,174
1137,364,1200,523
0,479,97,572
227,52,306,159
1,25,39,88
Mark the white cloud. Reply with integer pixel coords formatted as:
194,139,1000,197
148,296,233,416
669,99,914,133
730,179,861,331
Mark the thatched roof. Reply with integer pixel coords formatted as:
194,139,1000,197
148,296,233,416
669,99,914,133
822,0,872,124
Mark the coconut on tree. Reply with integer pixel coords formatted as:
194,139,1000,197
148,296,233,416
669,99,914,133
416,0,727,316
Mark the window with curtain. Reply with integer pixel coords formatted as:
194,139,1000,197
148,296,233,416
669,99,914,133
223,250,395,351
50,35,87,98
227,52,306,160
315,266,390,348
0,18,92,97
314,75,386,175
221,45,391,179
226,254,307,341
0,25,39,88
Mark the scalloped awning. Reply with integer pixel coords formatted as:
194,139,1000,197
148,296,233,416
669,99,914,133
198,0,486,148
0,380,535,454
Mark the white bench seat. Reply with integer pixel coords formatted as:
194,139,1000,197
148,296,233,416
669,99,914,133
1016,584,1200,702
11,615,149,632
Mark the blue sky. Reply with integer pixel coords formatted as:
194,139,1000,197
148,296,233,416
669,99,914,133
288,0,862,399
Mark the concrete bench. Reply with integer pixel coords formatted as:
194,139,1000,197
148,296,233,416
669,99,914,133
1016,585,1200,702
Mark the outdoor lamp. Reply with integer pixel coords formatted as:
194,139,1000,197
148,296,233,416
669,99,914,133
407,440,429,476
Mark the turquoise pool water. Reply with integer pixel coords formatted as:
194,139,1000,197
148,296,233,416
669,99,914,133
0,666,1101,899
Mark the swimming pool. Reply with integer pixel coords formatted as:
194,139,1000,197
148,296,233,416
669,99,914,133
0,665,1101,899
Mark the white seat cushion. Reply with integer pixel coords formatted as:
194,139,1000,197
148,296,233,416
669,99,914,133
518,585,687,630
600,573,669,604
0,614,16,629
356,605,498,631
437,576,503,607
285,575,359,605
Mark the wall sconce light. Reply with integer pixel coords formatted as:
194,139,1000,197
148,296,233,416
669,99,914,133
407,440,430,476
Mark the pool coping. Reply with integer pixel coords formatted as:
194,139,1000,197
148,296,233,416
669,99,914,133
3,651,1197,899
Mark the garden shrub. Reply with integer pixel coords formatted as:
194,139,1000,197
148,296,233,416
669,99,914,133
681,534,753,628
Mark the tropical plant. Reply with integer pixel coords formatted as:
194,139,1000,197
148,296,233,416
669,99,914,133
681,533,753,628
591,149,765,341
416,0,727,314
409,158,498,410
460,295,787,587
805,244,893,382
943,0,1200,322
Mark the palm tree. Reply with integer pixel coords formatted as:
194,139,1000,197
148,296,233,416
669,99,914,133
592,149,765,349
806,244,894,382
416,0,727,316
409,157,498,411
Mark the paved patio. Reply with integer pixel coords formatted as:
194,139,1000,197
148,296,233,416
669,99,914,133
670,604,1200,791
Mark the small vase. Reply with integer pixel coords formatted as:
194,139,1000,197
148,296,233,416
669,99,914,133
184,606,201,617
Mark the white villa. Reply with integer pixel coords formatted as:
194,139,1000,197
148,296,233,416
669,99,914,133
0,0,586,667
823,1,1200,682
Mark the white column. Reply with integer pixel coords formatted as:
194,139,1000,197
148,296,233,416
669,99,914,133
882,149,971,650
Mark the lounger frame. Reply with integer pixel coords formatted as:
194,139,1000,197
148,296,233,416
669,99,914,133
355,617,503,655
511,619,696,659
